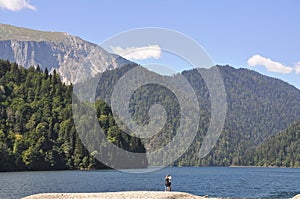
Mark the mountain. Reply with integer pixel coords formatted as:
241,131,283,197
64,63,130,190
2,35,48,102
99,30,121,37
242,119,300,167
0,58,299,169
2,25,298,168
181,66,300,166
0,24,130,84
93,64,300,166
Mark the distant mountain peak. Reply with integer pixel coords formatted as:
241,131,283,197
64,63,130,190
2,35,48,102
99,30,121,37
0,24,130,84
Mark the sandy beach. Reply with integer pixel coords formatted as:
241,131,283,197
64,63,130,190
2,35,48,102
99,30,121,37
22,191,219,199
293,195,300,199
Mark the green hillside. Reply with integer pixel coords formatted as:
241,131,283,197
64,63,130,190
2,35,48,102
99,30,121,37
242,120,300,167
0,60,146,171
1,59,299,171
95,64,300,167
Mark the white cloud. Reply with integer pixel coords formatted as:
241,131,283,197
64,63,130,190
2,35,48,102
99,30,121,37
295,61,300,74
0,0,36,11
248,54,293,74
111,45,162,60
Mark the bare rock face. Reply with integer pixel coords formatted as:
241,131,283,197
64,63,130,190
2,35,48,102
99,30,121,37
0,24,130,84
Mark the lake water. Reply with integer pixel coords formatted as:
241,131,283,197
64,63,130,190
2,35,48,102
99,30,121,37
0,167,299,199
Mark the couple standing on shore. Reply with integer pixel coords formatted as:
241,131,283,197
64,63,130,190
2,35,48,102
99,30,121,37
165,174,172,191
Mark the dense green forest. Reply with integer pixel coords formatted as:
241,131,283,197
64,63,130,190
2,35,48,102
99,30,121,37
241,120,300,167
0,60,146,171
95,64,300,167
1,59,299,171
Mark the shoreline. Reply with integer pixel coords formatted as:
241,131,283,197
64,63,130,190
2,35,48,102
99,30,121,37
21,191,219,199
1,165,300,173
228,165,300,168
21,192,300,199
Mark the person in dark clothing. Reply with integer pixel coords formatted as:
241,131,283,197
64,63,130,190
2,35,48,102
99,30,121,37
165,174,172,191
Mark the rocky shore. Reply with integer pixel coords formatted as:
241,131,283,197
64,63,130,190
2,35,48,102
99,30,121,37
22,191,219,199
22,192,300,199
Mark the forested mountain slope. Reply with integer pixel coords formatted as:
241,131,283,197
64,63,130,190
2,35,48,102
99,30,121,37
0,60,146,171
94,64,300,166
1,59,299,171
241,120,300,167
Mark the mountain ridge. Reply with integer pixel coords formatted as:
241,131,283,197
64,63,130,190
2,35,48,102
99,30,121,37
1,24,299,167
93,64,300,166
0,24,72,43
0,59,299,169
0,24,131,84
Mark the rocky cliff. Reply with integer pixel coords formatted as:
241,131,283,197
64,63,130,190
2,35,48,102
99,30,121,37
0,24,130,84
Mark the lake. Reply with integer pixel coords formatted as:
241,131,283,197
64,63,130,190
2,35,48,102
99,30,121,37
0,167,299,199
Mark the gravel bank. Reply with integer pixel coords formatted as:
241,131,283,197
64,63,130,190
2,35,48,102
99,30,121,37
22,191,218,199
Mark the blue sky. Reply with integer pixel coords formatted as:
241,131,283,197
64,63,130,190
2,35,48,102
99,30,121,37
1,0,300,88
